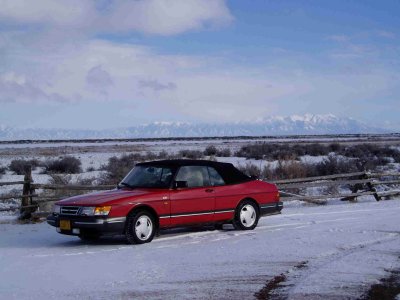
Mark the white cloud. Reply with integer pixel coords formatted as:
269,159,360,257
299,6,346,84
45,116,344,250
138,79,177,91
0,0,94,26
0,2,398,127
0,36,311,120
1,34,398,124
376,30,396,39
0,0,233,35
86,65,114,95
105,0,233,35
0,72,68,103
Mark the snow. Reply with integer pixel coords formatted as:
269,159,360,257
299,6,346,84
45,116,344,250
0,115,386,140
300,155,328,164
0,198,399,299
216,156,280,170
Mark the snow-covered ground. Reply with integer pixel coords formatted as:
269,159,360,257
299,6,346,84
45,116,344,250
0,198,399,299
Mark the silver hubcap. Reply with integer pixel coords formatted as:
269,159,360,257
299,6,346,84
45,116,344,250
240,204,256,227
135,215,153,241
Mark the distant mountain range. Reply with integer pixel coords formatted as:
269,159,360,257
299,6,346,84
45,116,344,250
0,114,389,140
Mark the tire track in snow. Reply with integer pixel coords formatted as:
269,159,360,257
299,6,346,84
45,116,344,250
28,215,369,257
268,232,400,299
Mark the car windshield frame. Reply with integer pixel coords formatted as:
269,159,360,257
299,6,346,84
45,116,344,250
119,165,175,189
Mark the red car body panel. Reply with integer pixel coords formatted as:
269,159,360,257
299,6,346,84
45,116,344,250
47,160,282,236
56,180,279,228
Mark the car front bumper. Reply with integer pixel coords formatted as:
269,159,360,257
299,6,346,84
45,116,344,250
47,214,126,236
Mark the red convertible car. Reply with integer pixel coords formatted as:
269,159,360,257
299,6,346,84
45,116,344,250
47,160,282,244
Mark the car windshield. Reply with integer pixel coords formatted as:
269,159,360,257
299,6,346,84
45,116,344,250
119,166,173,188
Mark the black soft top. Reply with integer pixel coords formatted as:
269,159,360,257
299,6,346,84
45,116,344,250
137,159,251,184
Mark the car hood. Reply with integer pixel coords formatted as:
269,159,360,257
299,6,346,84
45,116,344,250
57,188,159,206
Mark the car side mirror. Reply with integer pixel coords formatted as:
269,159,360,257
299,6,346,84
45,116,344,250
174,181,188,189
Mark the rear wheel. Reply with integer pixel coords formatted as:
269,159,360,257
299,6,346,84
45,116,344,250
233,200,259,230
125,210,156,244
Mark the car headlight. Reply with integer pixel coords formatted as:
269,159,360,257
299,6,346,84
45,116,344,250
94,206,112,216
80,207,95,216
79,206,112,216
52,205,61,214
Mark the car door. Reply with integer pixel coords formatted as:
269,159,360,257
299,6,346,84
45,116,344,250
207,166,236,222
169,165,215,226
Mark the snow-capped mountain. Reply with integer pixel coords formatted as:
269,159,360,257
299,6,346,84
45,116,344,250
0,114,388,140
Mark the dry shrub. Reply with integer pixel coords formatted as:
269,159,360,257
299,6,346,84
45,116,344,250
78,177,96,185
44,157,82,174
341,143,400,166
9,159,40,175
143,151,157,161
234,142,399,170
217,148,231,157
204,145,218,156
274,160,309,180
49,174,72,185
101,154,138,184
237,163,262,178
0,166,6,178
234,148,395,182
204,146,231,157
237,160,310,180
45,174,83,201
178,150,203,159
157,150,170,159
315,155,360,175
235,142,334,160
86,166,96,172
235,143,278,160
100,151,178,185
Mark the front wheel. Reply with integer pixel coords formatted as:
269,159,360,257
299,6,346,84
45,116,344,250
233,200,259,230
125,210,156,244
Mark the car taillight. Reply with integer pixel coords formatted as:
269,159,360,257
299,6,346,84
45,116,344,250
276,191,280,201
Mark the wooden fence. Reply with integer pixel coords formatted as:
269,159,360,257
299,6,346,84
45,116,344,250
272,171,400,204
0,167,399,219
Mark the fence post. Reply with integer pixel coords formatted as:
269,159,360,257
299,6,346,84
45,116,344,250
365,173,381,201
341,172,365,202
19,165,33,219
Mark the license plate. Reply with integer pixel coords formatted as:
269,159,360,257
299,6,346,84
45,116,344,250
59,220,71,231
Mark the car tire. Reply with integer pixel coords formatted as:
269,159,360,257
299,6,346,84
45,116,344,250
78,231,100,241
125,210,156,244
233,200,259,230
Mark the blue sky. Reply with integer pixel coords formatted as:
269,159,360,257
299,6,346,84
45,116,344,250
0,0,399,130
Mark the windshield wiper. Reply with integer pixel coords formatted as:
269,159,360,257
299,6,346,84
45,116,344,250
118,182,135,189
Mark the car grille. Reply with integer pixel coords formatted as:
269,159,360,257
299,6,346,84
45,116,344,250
60,206,80,215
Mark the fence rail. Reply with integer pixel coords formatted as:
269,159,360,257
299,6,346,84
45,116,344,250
31,183,115,190
0,168,399,218
273,171,400,204
272,171,368,184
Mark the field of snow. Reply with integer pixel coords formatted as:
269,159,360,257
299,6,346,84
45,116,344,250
1,198,399,299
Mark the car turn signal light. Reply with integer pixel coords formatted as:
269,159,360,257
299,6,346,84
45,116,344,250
94,206,112,216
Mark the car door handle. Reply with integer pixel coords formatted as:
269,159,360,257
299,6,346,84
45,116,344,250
205,188,214,193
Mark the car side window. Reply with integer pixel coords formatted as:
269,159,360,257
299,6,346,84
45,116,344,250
160,168,173,186
175,166,211,188
208,167,225,186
